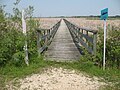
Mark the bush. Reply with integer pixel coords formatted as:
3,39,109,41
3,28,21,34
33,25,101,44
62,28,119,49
0,5,39,66
96,26,120,69
0,26,25,66
12,51,25,67
81,25,120,69
27,18,39,58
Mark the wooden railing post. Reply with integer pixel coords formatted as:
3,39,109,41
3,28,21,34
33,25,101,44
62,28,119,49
36,20,61,54
78,28,80,40
37,30,41,56
81,29,83,40
86,31,88,46
43,30,46,44
64,19,98,56
46,30,48,46
47,29,50,40
93,33,97,55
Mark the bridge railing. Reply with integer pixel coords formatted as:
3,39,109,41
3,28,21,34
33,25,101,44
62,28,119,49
63,19,98,55
36,20,61,55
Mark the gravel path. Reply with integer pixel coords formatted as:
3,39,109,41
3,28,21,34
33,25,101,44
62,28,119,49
7,67,106,90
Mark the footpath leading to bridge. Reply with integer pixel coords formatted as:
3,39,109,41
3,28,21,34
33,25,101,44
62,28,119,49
45,20,81,61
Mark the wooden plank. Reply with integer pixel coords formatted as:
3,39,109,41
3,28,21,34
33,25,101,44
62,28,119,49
78,38,93,54
39,45,47,53
41,34,49,41
64,19,98,34
45,20,81,60
36,20,61,54
64,19,97,55
69,28,93,53
78,31,93,43
36,28,49,32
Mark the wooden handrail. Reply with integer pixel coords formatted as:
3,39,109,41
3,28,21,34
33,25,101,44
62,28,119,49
36,20,61,55
63,19,98,55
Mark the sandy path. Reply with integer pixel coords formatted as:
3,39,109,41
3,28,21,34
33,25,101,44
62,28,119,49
7,67,106,90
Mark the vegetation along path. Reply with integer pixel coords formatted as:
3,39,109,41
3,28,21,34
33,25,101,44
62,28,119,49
45,19,81,61
6,67,106,90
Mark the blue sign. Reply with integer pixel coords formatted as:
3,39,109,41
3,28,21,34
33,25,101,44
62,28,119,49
101,8,108,20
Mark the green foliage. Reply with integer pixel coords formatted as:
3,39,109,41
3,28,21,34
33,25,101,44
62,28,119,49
25,6,34,18
27,18,40,58
14,0,21,5
12,51,25,67
80,50,93,62
0,5,6,21
0,25,25,66
1,59,120,89
96,26,120,69
0,7,24,66
106,29,120,68
0,1,39,66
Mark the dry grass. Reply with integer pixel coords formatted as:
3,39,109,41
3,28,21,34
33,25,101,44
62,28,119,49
34,17,120,30
66,18,120,30
34,18,61,29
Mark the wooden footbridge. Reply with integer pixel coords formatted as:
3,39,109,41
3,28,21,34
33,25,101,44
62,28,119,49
36,19,98,61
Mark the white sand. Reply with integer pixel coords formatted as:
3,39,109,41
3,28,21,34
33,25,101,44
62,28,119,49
6,67,106,90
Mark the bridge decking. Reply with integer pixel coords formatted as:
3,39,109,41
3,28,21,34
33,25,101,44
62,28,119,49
45,20,81,61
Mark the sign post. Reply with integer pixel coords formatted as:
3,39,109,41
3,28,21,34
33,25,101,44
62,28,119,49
22,10,29,66
100,8,108,70
103,19,106,70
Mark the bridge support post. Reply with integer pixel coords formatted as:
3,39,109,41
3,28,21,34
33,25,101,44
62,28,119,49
93,33,97,56
37,30,41,56
85,31,88,46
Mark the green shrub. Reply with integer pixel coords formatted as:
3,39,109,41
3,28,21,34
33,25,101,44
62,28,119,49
12,51,25,67
96,26,120,69
0,2,40,66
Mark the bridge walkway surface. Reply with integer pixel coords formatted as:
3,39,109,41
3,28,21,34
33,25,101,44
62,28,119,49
45,20,81,61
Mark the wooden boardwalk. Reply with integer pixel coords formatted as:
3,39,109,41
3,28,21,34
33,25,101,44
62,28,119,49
45,20,81,61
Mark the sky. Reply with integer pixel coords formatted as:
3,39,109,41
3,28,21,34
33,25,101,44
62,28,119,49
0,0,120,17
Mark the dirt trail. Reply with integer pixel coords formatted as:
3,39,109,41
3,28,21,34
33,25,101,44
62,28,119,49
6,67,106,90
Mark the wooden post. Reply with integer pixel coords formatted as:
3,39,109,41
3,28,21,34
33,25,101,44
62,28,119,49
37,30,41,56
86,31,88,46
77,28,80,42
43,30,46,44
45,30,48,46
81,29,83,40
47,29,50,44
51,28,53,39
47,29,50,40
93,33,97,55
22,10,29,66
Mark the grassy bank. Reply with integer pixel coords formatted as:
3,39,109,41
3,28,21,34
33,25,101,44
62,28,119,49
0,55,120,90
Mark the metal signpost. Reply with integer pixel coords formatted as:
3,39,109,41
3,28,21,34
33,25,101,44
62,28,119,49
22,10,29,66
100,8,108,70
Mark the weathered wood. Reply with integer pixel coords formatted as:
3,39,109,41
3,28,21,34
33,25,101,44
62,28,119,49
39,45,47,53
64,19,98,55
36,20,61,55
45,20,81,61
78,37,93,54
78,31,93,43
93,33,97,55
37,18,97,61
69,28,93,53
37,31,41,56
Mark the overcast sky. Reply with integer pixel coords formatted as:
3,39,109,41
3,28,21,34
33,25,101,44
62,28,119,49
1,0,120,17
